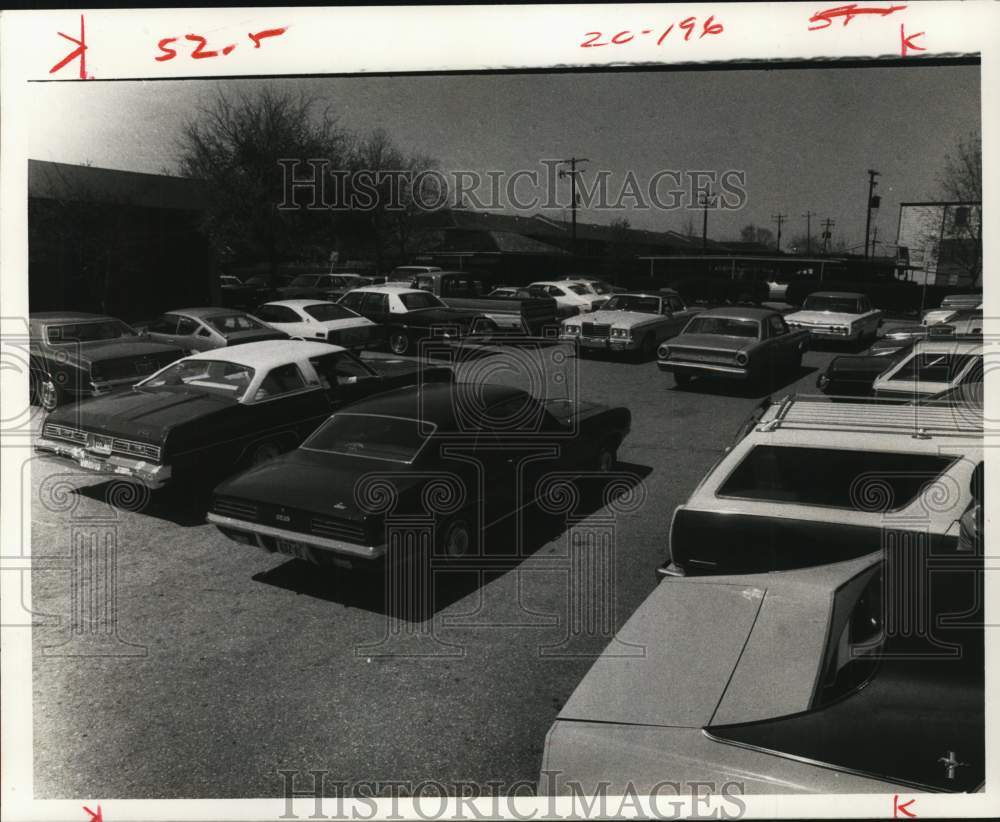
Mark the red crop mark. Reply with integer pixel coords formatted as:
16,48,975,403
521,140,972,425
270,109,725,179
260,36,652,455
50,14,89,79
808,3,907,30
83,805,103,822
900,24,925,56
249,27,287,48
893,794,917,818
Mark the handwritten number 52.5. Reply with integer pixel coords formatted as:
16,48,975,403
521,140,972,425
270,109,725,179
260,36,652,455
156,27,286,61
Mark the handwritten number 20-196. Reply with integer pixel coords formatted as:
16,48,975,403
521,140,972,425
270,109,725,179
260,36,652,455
581,16,723,48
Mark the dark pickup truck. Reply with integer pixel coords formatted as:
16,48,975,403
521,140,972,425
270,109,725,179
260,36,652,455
406,270,558,336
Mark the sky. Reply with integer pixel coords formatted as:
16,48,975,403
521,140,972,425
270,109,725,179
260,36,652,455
25,63,980,251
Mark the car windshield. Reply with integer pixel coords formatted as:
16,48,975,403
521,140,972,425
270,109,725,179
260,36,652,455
889,353,978,383
139,359,255,401
567,285,589,295
304,303,357,322
803,295,862,313
684,316,760,338
399,292,445,310
718,445,956,510
220,276,241,286
206,314,267,333
45,319,138,344
603,295,660,313
303,413,430,463
289,275,319,287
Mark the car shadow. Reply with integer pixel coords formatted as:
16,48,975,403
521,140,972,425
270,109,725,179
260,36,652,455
73,481,211,527
250,461,652,621
669,365,817,399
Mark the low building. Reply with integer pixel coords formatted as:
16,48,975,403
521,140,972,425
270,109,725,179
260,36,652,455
896,201,982,288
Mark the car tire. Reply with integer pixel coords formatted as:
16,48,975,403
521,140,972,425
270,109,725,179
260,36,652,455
388,330,411,356
438,515,476,560
673,371,692,387
247,440,282,467
595,439,619,472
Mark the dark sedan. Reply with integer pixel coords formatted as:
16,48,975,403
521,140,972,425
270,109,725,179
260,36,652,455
29,312,185,410
142,307,287,352
208,382,631,571
35,340,452,490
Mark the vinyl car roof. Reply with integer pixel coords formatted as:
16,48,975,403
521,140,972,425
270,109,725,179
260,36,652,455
694,306,774,320
182,339,342,368
338,381,531,430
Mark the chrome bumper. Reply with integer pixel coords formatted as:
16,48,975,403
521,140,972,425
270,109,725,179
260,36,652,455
562,335,639,351
207,512,386,561
656,359,749,377
34,437,172,488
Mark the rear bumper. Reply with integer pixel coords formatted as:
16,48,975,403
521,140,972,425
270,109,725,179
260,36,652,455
656,359,750,378
207,512,386,563
791,326,857,341
34,437,172,488
562,335,639,352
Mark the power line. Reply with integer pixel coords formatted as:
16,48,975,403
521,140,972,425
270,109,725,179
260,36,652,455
557,157,589,255
864,169,880,259
821,217,835,253
802,210,815,255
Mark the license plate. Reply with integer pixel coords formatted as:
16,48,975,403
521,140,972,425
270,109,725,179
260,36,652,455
80,458,102,471
276,538,314,562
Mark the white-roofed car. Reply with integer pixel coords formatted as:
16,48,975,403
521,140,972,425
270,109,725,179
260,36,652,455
872,337,983,402
527,281,605,317
783,291,882,344
922,293,982,326
34,340,452,491
253,300,382,350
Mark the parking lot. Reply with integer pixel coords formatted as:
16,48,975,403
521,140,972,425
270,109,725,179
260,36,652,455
31,342,849,798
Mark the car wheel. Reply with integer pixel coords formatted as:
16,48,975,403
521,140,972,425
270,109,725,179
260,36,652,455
248,440,282,467
673,371,692,387
595,438,619,472
438,516,475,559
388,331,411,355
34,373,62,411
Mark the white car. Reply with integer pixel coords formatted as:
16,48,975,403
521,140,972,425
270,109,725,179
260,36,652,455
528,281,604,316
784,291,882,343
872,338,983,402
922,294,983,326
253,300,379,349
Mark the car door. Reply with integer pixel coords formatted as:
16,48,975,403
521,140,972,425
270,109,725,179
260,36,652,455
145,314,182,346
664,296,692,337
241,361,332,454
764,314,795,366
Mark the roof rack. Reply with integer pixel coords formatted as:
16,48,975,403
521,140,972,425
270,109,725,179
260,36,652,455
755,394,983,439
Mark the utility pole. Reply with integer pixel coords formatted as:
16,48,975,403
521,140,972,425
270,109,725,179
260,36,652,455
821,218,835,254
772,213,786,252
557,157,589,255
700,190,716,253
803,210,814,255
864,169,880,259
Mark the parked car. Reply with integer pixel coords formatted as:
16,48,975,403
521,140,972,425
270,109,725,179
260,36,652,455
922,293,982,326
28,312,185,411
559,290,698,358
658,394,982,578
872,338,983,402
276,273,370,301
388,265,442,280
207,381,631,570
542,549,982,794
34,340,453,490
656,307,809,387
407,270,558,335
338,285,491,356
784,291,882,344
142,308,287,352
816,347,909,397
219,274,271,309
527,281,605,316
253,300,382,349
556,275,625,296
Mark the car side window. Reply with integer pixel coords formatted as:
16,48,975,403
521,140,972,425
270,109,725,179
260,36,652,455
768,315,788,336
309,353,373,389
148,315,179,335
668,297,684,313
197,326,212,338
340,292,365,310
252,363,309,401
176,317,199,336
361,293,388,316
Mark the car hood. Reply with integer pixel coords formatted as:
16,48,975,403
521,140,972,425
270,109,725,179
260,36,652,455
576,309,657,327
668,333,756,353
213,448,420,520
45,388,233,442
786,310,860,324
52,339,182,366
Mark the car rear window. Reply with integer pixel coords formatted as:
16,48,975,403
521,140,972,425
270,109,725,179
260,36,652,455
46,320,137,343
718,445,956,511
304,303,357,322
684,316,759,338
303,413,431,463
803,295,862,313
399,292,445,311
889,353,978,383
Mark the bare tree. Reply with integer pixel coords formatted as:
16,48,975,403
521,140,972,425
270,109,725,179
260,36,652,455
738,223,775,247
175,85,349,283
935,133,982,286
